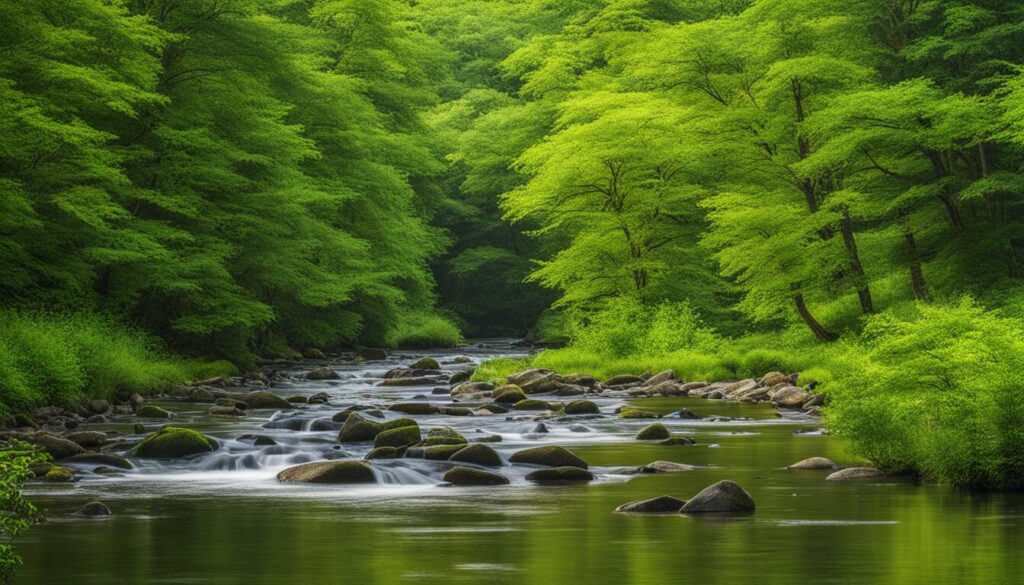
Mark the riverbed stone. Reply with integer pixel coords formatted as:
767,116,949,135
658,436,697,446
443,466,509,486
525,466,594,482
277,460,376,484
448,443,502,467
773,386,810,408
390,402,440,415
209,406,246,417
619,408,661,419
366,446,402,460
357,348,387,361
43,466,75,482
374,425,421,449
306,366,340,381
338,413,383,442
133,427,217,459
513,399,553,411
136,405,174,419
63,431,107,449
680,480,755,513
636,423,671,441
606,374,644,386
509,446,588,469
643,370,678,387
63,453,133,470
760,372,789,387
243,391,293,410
638,461,698,474
75,501,111,517
787,457,838,470
493,385,527,404
449,370,473,385
826,467,885,482
420,427,467,446
409,444,468,460
615,495,686,513
31,433,87,460
410,357,441,370
564,400,599,415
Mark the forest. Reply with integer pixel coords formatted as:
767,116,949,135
3,1,1024,582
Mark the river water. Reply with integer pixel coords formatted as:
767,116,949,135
16,341,1024,584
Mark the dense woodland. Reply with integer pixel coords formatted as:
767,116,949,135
3,0,1024,487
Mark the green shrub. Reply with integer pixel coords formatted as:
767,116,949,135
0,440,46,582
470,358,532,382
385,312,462,348
737,349,798,378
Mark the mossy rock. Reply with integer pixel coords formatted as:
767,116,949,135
443,466,509,486
619,408,661,419
132,427,217,458
13,413,38,428
473,434,503,443
420,427,467,446
440,407,473,416
482,404,509,414
338,413,383,442
564,400,599,415
410,357,441,370
659,436,697,446
636,423,671,440
381,418,419,432
525,466,594,482
31,433,86,460
390,403,439,415
365,446,402,460
44,466,74,482
63,453,133,470
493,385,527,404
244,391,293,410
373,425,421,449
509,446,588,469
136,405,174,419
277,460,376,484
514,399,553,411
448,443,502,467
409,444,468,460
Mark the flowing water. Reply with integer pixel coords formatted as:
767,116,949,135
16,341,1024,584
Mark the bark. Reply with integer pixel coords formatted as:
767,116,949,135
839,211,873,313
904,230,929,302
794,292,838,342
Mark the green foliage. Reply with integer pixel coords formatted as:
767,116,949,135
470,358,532,382
0,441,46,583
385,312,463,349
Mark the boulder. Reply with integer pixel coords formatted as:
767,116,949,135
448,443,502,467
277,460,376,484
636,423,671,441
132,427,217,459
619,408,661,419
525,467,594,482
773,386,810,408
509,446,587,469
410,357,441,370
306,367,340,381
826,467,884,482
75,501,111,517
338,413,383,442
787,457,838,470
564,400,599,415
365,446,402,460
506,369,554,386
253,435,277,446
723,379,758,397
513,399,553,411
451,382,495,396
209,405,246,417
373,426,421,449
62,453,133,470
606,374,644,386
409,444,467,460
85,399,111,415
136,405,173,419
492,385,527,404
381,376,443,387
638,461,698,474
302,348,327,360
440,406,473,416
615,495,686,513
63,431,107,449
643,370,678,387
659,437,697,446
679,480,755,513
761,371,790,387
31,433,86,460
287,395,308,404
443,466,509,486
420,427,467,446
449,370,474,385
356,348,388,361
44,467,74,482
389,403,440,415
189,388,215,402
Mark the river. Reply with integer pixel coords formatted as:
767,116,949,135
16,341,1024,584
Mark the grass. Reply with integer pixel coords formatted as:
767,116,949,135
470,357,532,382
0,310,235,416
386,312,463,349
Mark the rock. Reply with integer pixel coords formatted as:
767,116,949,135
86,414,109,424
133,423,145,434
638,461,697,474
636,423,671,440
132,427,217,459
356,348,388,361
31,433,86,460
619,408,661,419
826,467,884,482
302,348,327,360
507,369,553,386
44,466,74,482
75,501,111,516
381,376,443,387
62,453,133,470
277,460,376,484
509,446,587,469
309,419,340,432
680,480,755,513
189,388,215,402
306,367,340,381
389,403,439,415
420,427,467,446
443,466,509,486
707,390,725,400
440,406,473,416
513,399,553,411
525,467,594,482
63,431,107,449
473,434,502,443
787,457,838,470
373,426,421,449
659,437,697,446
667,409,702,420
643,370,677,386
530,422,549,434
86,399,111,415
773,386,810,408
451,381,494,396
448,443,502,467
449,370,473,385
492,385,527,404
803,394,825,408
136,405,174,419
287,395,308,404
564,400,599,415
565,374,599,388
606,374,644,386
128,393,146,411
761,372,790,387
253,435,277,446
366,446,402,460
209,406,246,417
338,413,383,442
410,357,441,370
553,384,586,396
723,379,758,397
615,495,686,513
409,444,468,460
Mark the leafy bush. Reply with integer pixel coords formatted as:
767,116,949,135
470,358,532,382
386,312,463,348
826,300,1024,489
0,440,46,582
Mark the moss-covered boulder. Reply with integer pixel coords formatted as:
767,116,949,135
132,427,217,458
493,385,527,404
448,444,502,467
525,467,594,482
614,495,686,513
659,436,697,446
636,423,671,440
509,446,588,469
440,406,473,416
389,403,439,415
31,433,86,460
408,444,468,460
410,357,441,370
75,501,111,516
679,480,755,513
564,400,599,415
380,418,419,432
63,431,107,449
421,427,467,446
482,404,509,414
619,408,661,419
136,405,174,419
513,399,553,411
443,466,509,486
338,413,383,442
365,446,402,460
373,425,421,448
44,466,74,482
277,460,376,484
63,453,133,470
243,391,293,410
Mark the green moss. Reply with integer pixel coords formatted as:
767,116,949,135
509,446,588,469
410,357,441,370
564,400,599,415
420,427,467,446
132,427,216,458
365,446,402,460
492,385,527,404
443,466,509,486
514,399,553,411
636,423,671,440
373,425,421,448
338,413,383,442
619,408,661,419
469,358,532,382
43,466,74,482
448,443,502,467
413,444,469,460
381,418,419,432
525,466,594,482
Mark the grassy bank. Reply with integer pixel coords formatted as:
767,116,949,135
0,311,234,416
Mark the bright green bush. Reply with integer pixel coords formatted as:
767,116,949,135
470,358,532,382
385,312,463,348
0,440,46,582
826,300,1024,489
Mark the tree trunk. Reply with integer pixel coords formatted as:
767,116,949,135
793,293,838,342
904,230,929,302
839,212,873,313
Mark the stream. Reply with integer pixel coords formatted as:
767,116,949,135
16,340,1024,584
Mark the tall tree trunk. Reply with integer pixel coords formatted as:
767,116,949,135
839,211,873,313
793,292,838,342
924,149,964,228
904,230,929,302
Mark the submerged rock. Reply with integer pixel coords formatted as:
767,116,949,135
136,405,174,419
373,425,421,449
306,367,340,381
525,466,594,482
448,443,502,467
619,408,661,419
615,495,686,513
277,460,376,484
365,446,402,460
636,423,671,441
389,403,439,415
679,480,755,513
787,457,838,470
826,467,884,482
563,400,599,415
638,461,698,474
75,501,111,517
509,446,587,469
658,436,697,446
63,453,133,470
442,466,509,486
132,427,217,459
